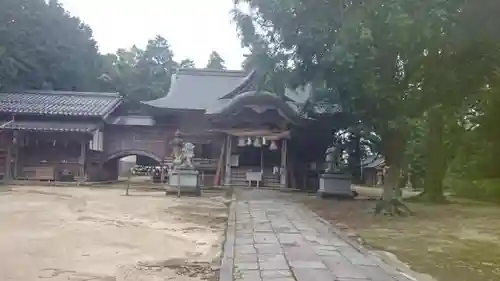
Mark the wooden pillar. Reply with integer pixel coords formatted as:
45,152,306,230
79,138,87,181
214,139,226,186
160,161,165,184
161,136,169,184
260,147,264,172
280,139,288,188
5,137,12,182
224,134,232,186
12,131,18,180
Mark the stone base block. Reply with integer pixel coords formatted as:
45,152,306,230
167,169,201,196
318,173,354,199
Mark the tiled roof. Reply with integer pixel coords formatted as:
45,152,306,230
141,68,252,110
141,68,311,118
2,120,98,133
0,91,122,117
362,155,385,169
205,90,302,124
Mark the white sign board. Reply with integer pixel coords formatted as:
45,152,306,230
246,171,262,182
230,154,240,167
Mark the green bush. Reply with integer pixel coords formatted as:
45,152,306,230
449,178,500,203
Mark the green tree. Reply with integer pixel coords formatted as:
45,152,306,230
99,36,179,109
205,51,226,70
0,0,102,91
232,0,500,210
179,59,195,68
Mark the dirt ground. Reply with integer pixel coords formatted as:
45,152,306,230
0,185,229,281
291,186,500,281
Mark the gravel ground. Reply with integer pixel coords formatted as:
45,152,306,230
0,185,229,281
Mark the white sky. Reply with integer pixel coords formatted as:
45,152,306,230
59,0,246,70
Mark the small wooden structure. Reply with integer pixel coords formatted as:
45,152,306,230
0,91,121,182
361,154,386,186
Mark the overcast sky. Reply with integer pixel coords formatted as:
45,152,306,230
59,0,246,69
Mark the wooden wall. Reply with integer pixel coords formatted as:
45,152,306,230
15,132,89,180
0,131,12,180
102,113,223,164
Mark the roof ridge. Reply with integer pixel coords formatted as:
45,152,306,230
21,90,121,98
176,68,247,77
218,70,257,99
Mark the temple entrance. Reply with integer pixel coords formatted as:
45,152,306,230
224,134,288,188
99,151,163,183
236,144,281,169
237,146,261,167
234,144,282,188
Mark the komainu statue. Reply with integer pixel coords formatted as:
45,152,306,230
324,142,345,173
169,130,196,170
181,142,195,169
170,130,184,164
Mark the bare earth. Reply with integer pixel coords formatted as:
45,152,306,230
0,186,229,281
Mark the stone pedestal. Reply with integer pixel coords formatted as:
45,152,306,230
318,173,354,199
167,169,201,196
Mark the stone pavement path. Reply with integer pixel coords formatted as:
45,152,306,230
220,190,416,281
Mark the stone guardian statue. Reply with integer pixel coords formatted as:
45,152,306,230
181,142,195,169
324,142,345,173
170,130,184,167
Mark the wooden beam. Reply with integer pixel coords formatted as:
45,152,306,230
79,139,87,182
12,131,18,180
0,120,14,129
5,142,12,182
214,140,225,186
224,135,232,186
209,129,291,139
280,139,288,189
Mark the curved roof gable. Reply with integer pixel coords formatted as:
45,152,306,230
141,68,255,110
218,71,257,99
209,91,302,124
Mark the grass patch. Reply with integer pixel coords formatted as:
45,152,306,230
292,188,500,281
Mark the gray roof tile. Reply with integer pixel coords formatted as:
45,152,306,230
141,68,311,121
2,120,98,133
0,90,122,117
205,90,302,124
141,68,252,110
363,155,385,168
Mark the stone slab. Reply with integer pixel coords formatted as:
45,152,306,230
292,268,336,281
220,190,419,281
260,270,293,279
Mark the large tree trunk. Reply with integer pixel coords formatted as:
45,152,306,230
423,109,448,203
382,165,399,200
374,130,413,216
348,135,362,184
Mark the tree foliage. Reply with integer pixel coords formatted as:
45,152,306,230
0,0,102,91
205,51,226,70
98,36,181,108
0,1,203,109
179,59,195,69
232,0,500,209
